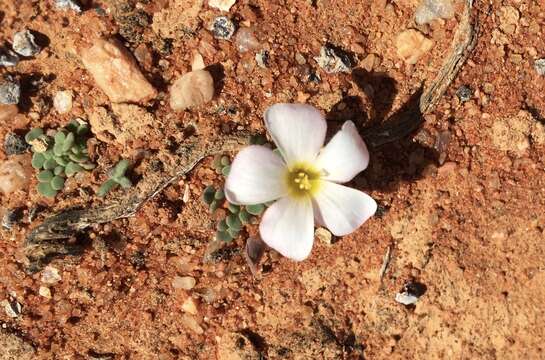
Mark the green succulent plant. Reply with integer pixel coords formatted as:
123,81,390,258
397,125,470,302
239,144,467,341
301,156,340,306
97,159,133,197
26,120,95,198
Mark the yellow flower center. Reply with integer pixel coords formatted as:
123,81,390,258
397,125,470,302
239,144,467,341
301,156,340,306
285,163,321,199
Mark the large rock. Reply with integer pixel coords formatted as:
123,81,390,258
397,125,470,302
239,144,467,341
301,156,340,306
80,38,157,103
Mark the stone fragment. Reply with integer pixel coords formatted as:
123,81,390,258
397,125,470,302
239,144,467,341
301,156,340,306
395,282,426,305
235,27,260,53
180,313,204,334
41,266,62,284
172,276,196,290
4,133,28,155
0,48,20,67
209,0,236,12
0,79,21,105
2,299,21,318
170,70,214,111
415,0,454,25
315,227,332,245
55,0,82,13
80,38,157,103
498,6,520,35
53,90,73,114
39,286,52,299
0,154,32,195
314,45,353,73
456,85,473,102
395,29,434,64
12,30,42,57
534,58,545,76
181,297,198,315
1,207,24,229
212,16,236,40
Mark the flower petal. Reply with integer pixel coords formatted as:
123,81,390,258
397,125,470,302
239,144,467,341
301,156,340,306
312,181,376,236
316,121,370,183
225,145,287,205
264,103,327,165
259,197,314,261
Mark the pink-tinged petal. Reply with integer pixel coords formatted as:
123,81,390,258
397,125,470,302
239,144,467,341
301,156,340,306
264,103,327,165
316,121,370,183
259,197,315,261
312,181,376,236
225,145,287,205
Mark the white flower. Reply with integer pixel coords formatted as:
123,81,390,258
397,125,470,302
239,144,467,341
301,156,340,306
225,103,377,261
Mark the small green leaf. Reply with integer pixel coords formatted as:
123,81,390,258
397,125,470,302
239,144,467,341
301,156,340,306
54,131,66,145
220,156,230,166
62,132,75,152
212,155,222,169
65,162,83,177
31,153,46,169
37,170,54,182
97,179,118,197
68,152,87,163
226,214,242,231
227,227,240,239
246,204,265,216
43,158,58,170
53,143,64,157
25,128,44,143
54,156,68,166
50,176,65,191
228,203,240,213
214,189,225,200
216,230,233,242
217,219,228,231
37,182,57,198
116,176,132,189
42,150,53,160
54,166,65,176
203,185,216,205
80,162,96,170
238,209,251,224
221,165,231,176
113,159,130,178
209,200,221,212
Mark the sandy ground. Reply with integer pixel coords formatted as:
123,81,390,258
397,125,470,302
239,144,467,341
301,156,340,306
1,0,545,359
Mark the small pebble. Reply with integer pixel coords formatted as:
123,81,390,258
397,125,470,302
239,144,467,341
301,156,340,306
172,276,196,290
55,0,82,12
181,313,204,334
482,82,495,94
41,265,62,284
314,45,353,74
235,27,260,53
395,282,427,306
4,133,29,155
2,299,21,318
415,0,454,25
396,29,434,64
2,207,24,229
169,69,214,111
53,90,73,114
181,297,198,315
212,16,236,40
315,227,332,244
456,85,473,102
208,0,236,12
0,79,21,105
255,50,269,68
0,48,20,67
39,286,52,299
0,154,33,195
535,58,545,76
12,29,42,57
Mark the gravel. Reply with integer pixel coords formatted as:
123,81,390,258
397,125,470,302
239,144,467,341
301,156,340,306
55,0,82,13
314,45,353,74
395,282,427,306
456,85,473,102
12,29,42,57
535,58,545,76
2,207,24,229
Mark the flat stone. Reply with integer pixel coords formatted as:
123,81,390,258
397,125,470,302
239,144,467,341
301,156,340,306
535,58,545,76
0,48,20,67
12,30,42,57
169,69,214,111
80,38,157,103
